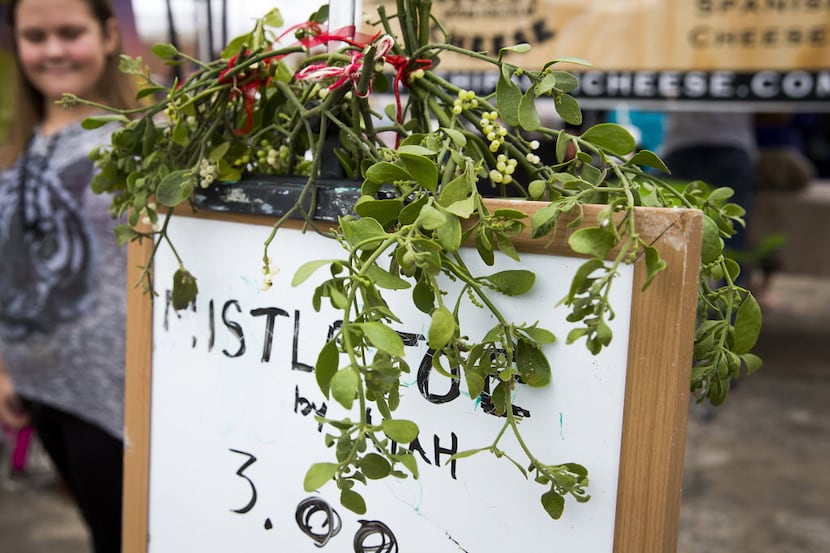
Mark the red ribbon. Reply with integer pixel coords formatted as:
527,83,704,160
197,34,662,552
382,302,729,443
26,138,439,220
215,22,372,136
215,23,432,140
218,51,275,135
383,54,433,146
277,22,377,50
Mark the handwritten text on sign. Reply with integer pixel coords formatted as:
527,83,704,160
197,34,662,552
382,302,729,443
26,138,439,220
147,216,634,552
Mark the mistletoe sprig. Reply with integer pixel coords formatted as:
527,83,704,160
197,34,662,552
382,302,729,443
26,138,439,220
293,135,594,517
72,0,761,521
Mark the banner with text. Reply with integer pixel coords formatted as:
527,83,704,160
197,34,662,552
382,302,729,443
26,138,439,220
364,0,830,107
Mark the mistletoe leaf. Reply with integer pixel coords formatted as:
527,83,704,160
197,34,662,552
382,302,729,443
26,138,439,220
399,193,428,226
499,43,531,56
412,278,435,314
216,159,241,182
448,447,490,462
156,170,194,207
741,353,763,374
365,264,411,290
732,294,762,354
260,7,284,28
308,3,329,23
208,141,231,162
446,195,475,218
442,127,467,147
354,196,404,227
516,339,551,388
436,213,462,251
151,43,179,59
394,452,419,478
171,119,189,145
530,202,563,239
543,56,592,69
629,149,669,173
483,270,536,296
437,173,471,207
81,114,130,129
553,71,579,93
171,268,198,311
535,73,558,96
114,224,138,248
359,453,392,479
397,144,436,156
568,227,616,258
359,322,404,357
315,339,339,398
518,89,541,132
565,259,606,303
400,153,439,193
566,326,590,345
428,307,457,350
221,34,249,59
522,326,557,345
555,94,582,126
541,489,565,520
303,462,337,492
418,204,447,230
496,72,521,127
365,161,413,184
493,208,528,220
490,381,510,416
465,371,486,400
341,217,388,250
641,244,667,291
701,216,723,264
580,123,637,157
382,419,420,443
590,318,613,353
331,368,359,409
476,228,495,266
292,259,335,286
495,232,520,261
340,489,367,515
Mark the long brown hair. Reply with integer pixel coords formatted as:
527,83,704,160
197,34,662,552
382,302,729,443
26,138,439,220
0,0,138,168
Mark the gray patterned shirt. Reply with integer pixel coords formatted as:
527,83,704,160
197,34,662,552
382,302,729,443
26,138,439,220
0,121,125,440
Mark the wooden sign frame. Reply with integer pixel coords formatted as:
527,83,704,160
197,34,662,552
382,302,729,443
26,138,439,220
122,199,702,552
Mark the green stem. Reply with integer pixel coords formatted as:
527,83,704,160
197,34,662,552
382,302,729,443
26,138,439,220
61,94,154,116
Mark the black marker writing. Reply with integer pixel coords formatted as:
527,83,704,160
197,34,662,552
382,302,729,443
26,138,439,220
407,432,459,479
295,386,328,432
229,449,258,514
222,300,246,358
480,375,531,419
250,306,289,362
353,519,398,553
208,299,215,352
295,496,342,547
293,309,313,372
417,349,460,404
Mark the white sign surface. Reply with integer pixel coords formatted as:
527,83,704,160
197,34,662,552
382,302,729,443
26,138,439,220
147,215,634,552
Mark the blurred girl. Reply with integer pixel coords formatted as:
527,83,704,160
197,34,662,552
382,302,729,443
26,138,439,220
0,0,137,551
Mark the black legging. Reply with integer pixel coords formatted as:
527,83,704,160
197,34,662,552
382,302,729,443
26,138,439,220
22,399,123,553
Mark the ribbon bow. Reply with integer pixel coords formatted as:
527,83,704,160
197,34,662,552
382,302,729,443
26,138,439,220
295,35,394,99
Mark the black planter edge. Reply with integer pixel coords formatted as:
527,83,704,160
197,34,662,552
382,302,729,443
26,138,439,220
192,176,364,223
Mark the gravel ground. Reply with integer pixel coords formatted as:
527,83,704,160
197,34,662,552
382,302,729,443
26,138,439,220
679,273,830,553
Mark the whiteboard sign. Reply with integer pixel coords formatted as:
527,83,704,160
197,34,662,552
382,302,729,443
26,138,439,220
146,215,634,552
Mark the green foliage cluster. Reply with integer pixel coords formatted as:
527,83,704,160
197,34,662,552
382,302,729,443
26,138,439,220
71,0,762,520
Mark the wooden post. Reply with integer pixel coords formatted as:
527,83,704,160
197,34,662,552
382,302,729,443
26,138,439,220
122,236,154,553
